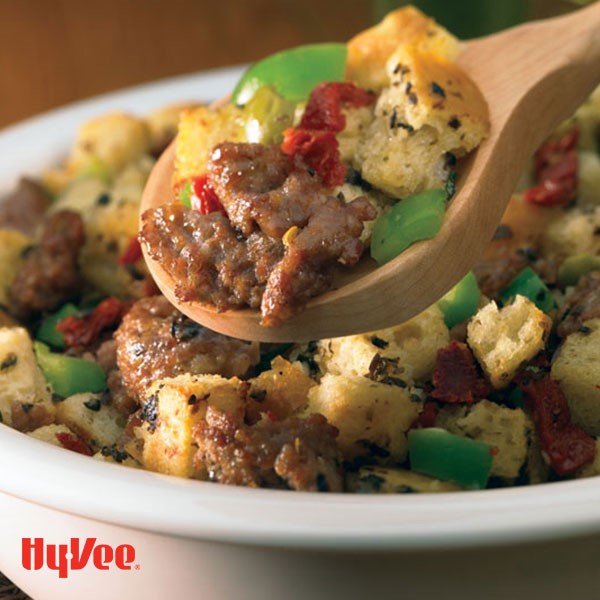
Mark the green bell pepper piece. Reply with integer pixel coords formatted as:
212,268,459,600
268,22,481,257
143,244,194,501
437,271,480,329
36,303,79,349
240,85,295,144
178,180,193,208
34,342,107,398
370,189,447,265
408,427,493,490
557,253,600,287
232,43,347,105
499,266,555,313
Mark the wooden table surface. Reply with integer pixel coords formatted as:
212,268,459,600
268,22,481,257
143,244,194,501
0,0,373,129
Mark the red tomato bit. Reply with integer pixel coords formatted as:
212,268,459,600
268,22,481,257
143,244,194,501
430,341,490,404
191,174,227,216
57,297,131,351
517,373,595,475
118,236,143,265
281,128,346,187
55,432,93,456
299,82,376,132
410,401,439,429
523,128,579,206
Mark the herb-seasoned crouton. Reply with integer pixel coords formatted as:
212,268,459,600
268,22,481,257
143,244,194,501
316,303,449,384
133,374,245,478
0,327,54,428
467,296,552,388
552,318,600,435
306,373,421,463
347,465,460,493
0,229,32,307
541,206,600,259
435,400,530,480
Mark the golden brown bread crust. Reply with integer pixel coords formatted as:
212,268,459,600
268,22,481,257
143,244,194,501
345,6,460,91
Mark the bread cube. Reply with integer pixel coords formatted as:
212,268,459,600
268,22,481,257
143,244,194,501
435,400,530,480
347,465,460,493
345,6,460,91
306,373,421,463
134,374,245,478
467,296,551,388
55,392,127,450
551,318,600,436
541,206,600,259
0,327,54,428
354,44,488,199
28,423,77,447
316,303,449,384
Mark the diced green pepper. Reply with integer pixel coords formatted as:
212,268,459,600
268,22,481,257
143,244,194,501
557,253,600,287
408,427,493,490
370,189,447,265
499,266,556,313
240,86,295,145
232,43,347,105
178,180,193,208
437,271,480,329
34,342,107,398
36,303,79,349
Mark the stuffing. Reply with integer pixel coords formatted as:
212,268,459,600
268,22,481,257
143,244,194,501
337,106,376,163
551,318,600,436
354,45,489,198
557,84,600,152
347,465,460,493
133,374,245,478
467,296,552,388
145,103,198,153
578,151,600,208
0,228,32,307
173,104,246,189
316,303,449,384
55,392,127,450
540,206,600,259
305,372,421,463
435,400,530,480
0,327,54,428
246,356,315,422
27,423,78,448
345,6,460,91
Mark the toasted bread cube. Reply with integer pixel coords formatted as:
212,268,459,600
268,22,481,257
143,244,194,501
355,46,489,198
145,103,199,152
68,112,151,179
435,400,530,480
134,374,245,478
0,327,53,427
55,392,127,450
467,296,551,389
551,318,600,436
174,104,245,188
347,465,460,493
541,206,600,259
247,356,315,421
316,303,449,384
0,229,32,306
345,6,460,91
306,373,421,463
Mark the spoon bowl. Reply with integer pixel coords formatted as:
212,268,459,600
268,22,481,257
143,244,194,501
141,3,600,342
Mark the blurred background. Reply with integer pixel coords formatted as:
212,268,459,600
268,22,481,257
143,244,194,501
0,0,588,128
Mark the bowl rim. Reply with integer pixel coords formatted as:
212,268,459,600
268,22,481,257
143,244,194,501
2,66,600,551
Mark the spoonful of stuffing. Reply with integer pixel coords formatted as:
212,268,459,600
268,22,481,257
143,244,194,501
140,3,600,342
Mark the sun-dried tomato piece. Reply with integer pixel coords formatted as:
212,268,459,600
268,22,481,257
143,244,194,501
517,373,595,476
523,128,579,207
191,174,227,216
57,297,131,352
281,128,346,187
410,401,439,429
118,236,143,265
430,341,489,403
55,432,93,456
299,82,376,132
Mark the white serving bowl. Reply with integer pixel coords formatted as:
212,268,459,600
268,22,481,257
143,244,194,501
3,68,600,600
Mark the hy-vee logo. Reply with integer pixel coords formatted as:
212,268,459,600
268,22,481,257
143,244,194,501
21,537,137,578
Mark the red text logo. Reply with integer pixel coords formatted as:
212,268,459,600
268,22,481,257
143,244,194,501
21,538,136,578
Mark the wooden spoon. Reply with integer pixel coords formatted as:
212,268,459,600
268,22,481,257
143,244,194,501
141,3,600,342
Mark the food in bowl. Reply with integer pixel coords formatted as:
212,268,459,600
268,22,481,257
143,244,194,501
140,6,489,326
0,8,600,494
